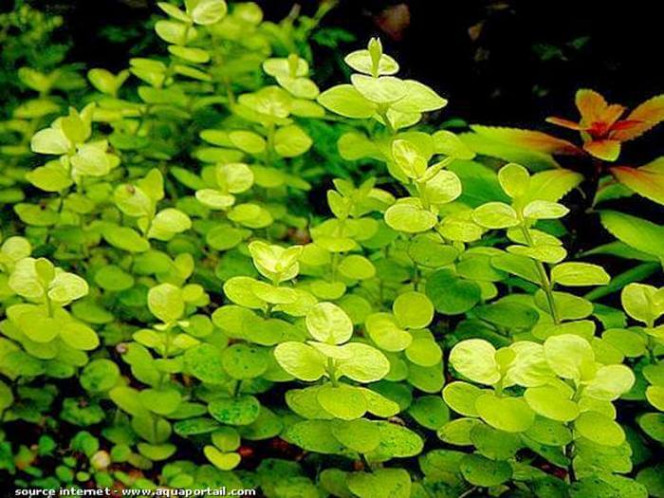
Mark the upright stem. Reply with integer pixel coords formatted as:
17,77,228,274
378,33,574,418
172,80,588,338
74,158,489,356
327,358,338,387
520,226,560,324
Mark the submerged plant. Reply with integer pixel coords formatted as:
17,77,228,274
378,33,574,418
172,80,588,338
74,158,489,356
0,1,663,496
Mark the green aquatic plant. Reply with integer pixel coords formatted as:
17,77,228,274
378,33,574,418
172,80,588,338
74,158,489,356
0,1,663,496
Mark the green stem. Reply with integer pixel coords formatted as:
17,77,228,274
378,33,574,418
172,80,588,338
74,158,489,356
265,123,276,167
46,296,54,318
457,486,478,498
646,318,658,363
377,109,395,135
521,225,560,324
565,442,576,484
327,358,338,387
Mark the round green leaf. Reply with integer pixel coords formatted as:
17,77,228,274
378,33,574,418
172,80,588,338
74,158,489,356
274,342,326,381
0,381,14,412
274,125,312,157
80,359,120,392
574,411,625,447
148,283,184,323
94,265,134,292
184,344,227,384
498,163,530,198
48,272,89,304
338,255,376,280
365,313,412,352
317,385,367,420
551,262,611,287
393,292,434,329
347,469,411,498
408,396,450,430
306,302,353,344
470,424,522,460
336,343,391,382
524,386,579,422
442,381,483,417
331,419,381,453
449,339,500,385
405,338,442,367
646,385,664,411
459,454,512,487
584,364,635,401
204,446,240,470
423,170,462,205
426,269,481,315
139,388,182,416
221,344,268,379
472,202,519,229
385,202,437,233
437,418,482,445
543,334,595,381
475,393,535,433
208,395,260,426
317,84,376,118
60,321,100,350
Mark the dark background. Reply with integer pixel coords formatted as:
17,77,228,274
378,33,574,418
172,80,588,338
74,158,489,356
25,0,664,128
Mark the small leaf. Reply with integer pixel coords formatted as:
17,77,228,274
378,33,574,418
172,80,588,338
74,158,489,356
460,454,512,487
317,85,377,118
393,292,433,329
204,446,240,470
48,272,89,304
498,162,530,198
544,334,595,381
384,201,437,233
336,343,390,382
148,283,184,323
584,364,635,401
584,139,621,162
475,393,535,433
185,0,227,25
208,396,260,426
306,302,353,344
621,283,662,324
317,384,367,420
273,125,312,157
574,411,625,447
523,200,569,220
274,342,326,381
551,262,611,287
426,269,482,315
347,469,411,498
472,202,519,229
449,339,500,385
31,128,71,155
524,386,579,422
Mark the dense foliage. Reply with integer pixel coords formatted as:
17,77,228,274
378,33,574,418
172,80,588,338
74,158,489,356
1,0,663,496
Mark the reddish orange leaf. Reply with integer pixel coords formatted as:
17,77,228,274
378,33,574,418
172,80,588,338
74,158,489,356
611,158,664,205
546,116,585,130
583,139,621,161
611,119,641,132
471,125,583,156
575,89,607,124
612,95,664,141
599,103,626,126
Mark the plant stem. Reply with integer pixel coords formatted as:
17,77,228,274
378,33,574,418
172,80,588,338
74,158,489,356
520,225,560,324
327,358,338,387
